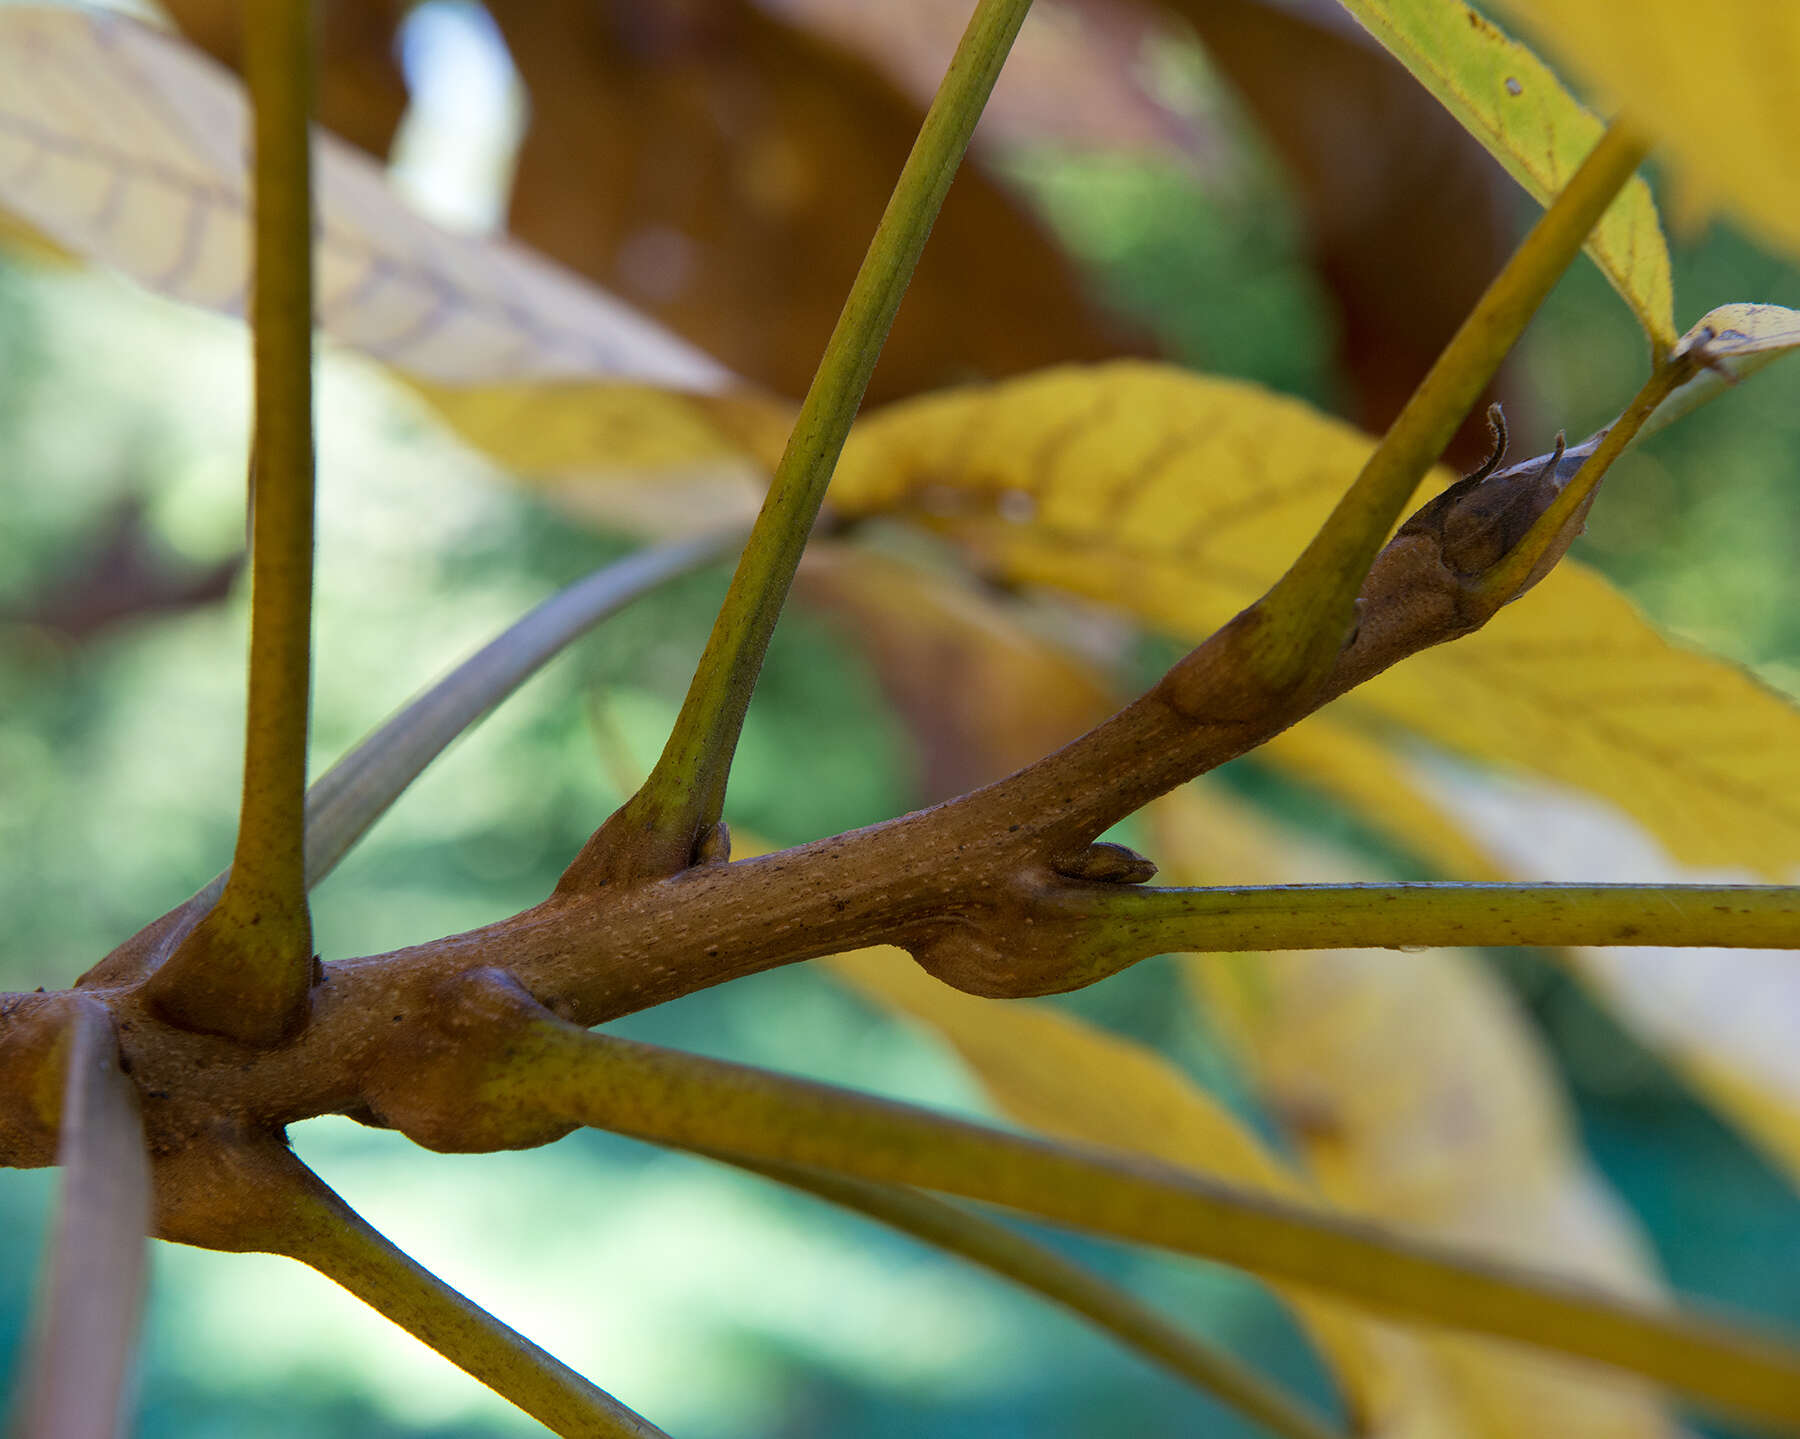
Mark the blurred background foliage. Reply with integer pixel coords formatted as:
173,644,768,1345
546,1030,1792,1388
0,1,1797,1435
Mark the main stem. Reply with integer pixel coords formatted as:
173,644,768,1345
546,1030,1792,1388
578,0,1036,884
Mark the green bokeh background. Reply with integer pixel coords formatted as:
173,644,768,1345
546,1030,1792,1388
2,7,1799,1436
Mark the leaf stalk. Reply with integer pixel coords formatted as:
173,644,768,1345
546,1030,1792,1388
1062,881,1800,954
573,0,1038,885
719,1153,1346,1439
499,1012,1800,1434
146,0,319,1044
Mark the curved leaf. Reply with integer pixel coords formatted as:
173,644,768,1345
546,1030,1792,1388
827,361,1800,874
1332,0,1674,350
1643,303,1800,437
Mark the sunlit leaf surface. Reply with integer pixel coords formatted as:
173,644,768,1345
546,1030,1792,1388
827,361,1800,874
1331,0,1674,350
0,6,772,487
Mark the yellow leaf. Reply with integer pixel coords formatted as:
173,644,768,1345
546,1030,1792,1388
1257,718,1508,881
0,8,763,481
828,361,1800,875
1148,785,1676,1438
1404,759,1800,1187
1492,0,1800,263
1333,0,1674,350
403,380,786,535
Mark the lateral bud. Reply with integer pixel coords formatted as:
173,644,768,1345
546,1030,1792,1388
1053,841,1158,885
694,820,732,865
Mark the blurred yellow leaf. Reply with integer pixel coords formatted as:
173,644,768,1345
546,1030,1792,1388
797,545,1120,801
831,941,1672,1436
1407,759,1800,1188
1493,0,1800,263
1148,785,1676,1437
1256,718,1506,881
0,7,773,483
828,947,1465,1438
403,380,787,535
827,361,1800,875
1331,0,1674,351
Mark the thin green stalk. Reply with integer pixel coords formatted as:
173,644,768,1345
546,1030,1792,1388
184,529,741,919
1474,355,1696,603
496,1018,1800,1434
719,1154,1345,1439
301,533,736,886
273,1158,669,1439
1062,882,1799,953
148,0,317,1044
600,0,1036,880
1249,120,1653,690
12,1001,149,1439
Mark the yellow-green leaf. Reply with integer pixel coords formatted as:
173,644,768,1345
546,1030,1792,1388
0,7,776,485
1147,785,1676,1438
828,361,1800,874
1333,0,1674,351
1493,1,1800,263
